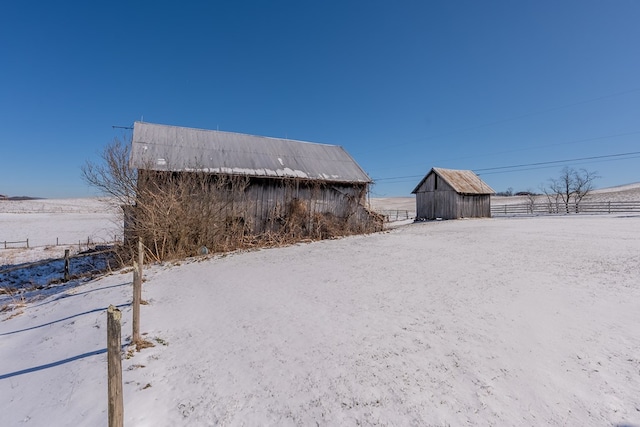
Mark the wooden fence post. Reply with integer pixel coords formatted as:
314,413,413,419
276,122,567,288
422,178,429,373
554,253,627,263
132,262,141,344
138,239,144,279
132,239,145,345
63,249,70,282
26,238,29,249
107,305,123,427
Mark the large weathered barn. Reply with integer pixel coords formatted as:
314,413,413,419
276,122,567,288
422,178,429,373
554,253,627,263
412,167,495,220
128,122,382,256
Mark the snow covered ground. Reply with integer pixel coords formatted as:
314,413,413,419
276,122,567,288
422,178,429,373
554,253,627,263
1,191,640,426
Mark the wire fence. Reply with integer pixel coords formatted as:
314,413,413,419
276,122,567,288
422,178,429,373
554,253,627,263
1,236,123,290
0,246,120,295
491,200,640,216
0,246,117,275
1,235,122,250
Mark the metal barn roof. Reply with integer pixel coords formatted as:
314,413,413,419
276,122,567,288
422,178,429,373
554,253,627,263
412,167,495,194
130,122,372,183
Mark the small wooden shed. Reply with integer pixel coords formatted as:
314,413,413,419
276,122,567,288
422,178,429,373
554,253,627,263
411,167,495,220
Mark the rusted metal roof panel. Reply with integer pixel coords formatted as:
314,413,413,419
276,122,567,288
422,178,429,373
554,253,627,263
412,167,495,194
130,122,371,183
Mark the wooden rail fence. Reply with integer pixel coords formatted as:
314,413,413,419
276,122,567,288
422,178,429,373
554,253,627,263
491,200,640,216
2,239,29,249
378,210,414,221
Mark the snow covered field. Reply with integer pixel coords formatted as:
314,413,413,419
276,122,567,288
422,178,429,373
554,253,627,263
0,198,120,265
1,193,640,426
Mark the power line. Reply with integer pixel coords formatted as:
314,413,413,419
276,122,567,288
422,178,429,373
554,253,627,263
375,174,424,182
370,129,640,175
372,151,640,183
477,155,640,176
436,130,640,163
473,151,640,173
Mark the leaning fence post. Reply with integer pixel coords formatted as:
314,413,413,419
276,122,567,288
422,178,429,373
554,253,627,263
107,305,123,427
63,249,70,282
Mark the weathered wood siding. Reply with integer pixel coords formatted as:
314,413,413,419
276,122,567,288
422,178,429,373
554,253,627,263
241,178,375,233
134,171,381,236
457,193,491,218
414,172,491,219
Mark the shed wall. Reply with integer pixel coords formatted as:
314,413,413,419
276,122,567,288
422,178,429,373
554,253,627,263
458,194,492,218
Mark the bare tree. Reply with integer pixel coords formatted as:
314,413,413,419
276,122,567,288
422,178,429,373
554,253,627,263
524,189,537,214
83,142,253,261
82,137,137,207
548,167,573,214
546,167,599,214
572,168,599,211
540,183,560,213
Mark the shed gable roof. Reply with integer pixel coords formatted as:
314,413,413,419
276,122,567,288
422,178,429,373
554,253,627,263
411,167,495,194
130,122,372,183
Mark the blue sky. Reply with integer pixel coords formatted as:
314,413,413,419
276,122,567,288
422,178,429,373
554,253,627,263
1,1,639,198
